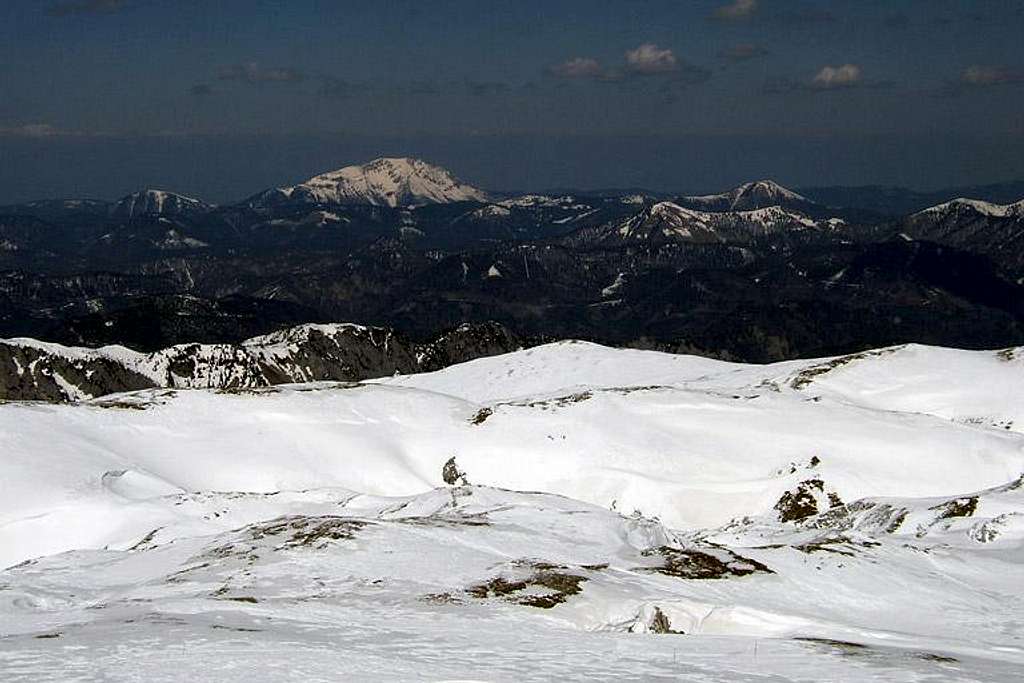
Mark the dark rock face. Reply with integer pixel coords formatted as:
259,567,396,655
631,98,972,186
417,322,522,371
242,325,423,383
0,343,155,402
0,321,521,403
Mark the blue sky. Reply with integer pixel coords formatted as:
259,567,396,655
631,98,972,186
1,0,1023,202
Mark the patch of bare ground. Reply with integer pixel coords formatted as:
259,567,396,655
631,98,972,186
246,516,368,550
128,527,163,551
796,637,958,664
215,386,278,396
637,546,773,579
420,592,464,605
466,561,592,609
211,624,263,632
775,478,826,522
397,512,490,528
790,347,900,390
472,387,661,426
931,496,978,520
91,390,178,410
794,534,880,557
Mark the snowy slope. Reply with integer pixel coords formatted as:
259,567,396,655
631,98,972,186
274,157,490,208
382,340,745,402
4,340,1024,564
3,482,1022,681
2,340,1024,680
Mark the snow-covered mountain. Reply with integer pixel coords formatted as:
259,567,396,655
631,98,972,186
914,197,1024,219
679,180,815,212
111,189,214,219
901,196,1024,276
562,181,844,246
2,340,1024,679
255,157,490,208
579,200,842,245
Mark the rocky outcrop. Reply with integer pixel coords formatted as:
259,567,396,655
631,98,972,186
0,343,155,402
0,321,520,402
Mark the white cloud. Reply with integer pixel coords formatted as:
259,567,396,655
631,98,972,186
812,64,862,89
548,45,708,85
625,44,679,75
713,0,758,21
549,57,604,79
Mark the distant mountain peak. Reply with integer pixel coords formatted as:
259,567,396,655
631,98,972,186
277,157,490,208
680,180,811,212
111,189,212,218
735,179,807,202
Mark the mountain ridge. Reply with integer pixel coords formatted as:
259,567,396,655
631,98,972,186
913,197,1024,218
0,320,519,402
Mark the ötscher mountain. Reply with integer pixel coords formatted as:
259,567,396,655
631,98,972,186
247,157,490,208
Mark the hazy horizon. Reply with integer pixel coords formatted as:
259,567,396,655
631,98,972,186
3,132,1024,205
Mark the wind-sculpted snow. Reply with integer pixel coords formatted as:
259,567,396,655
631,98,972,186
1,484,1022,680
384,340,1024,430
2,341,1024,680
